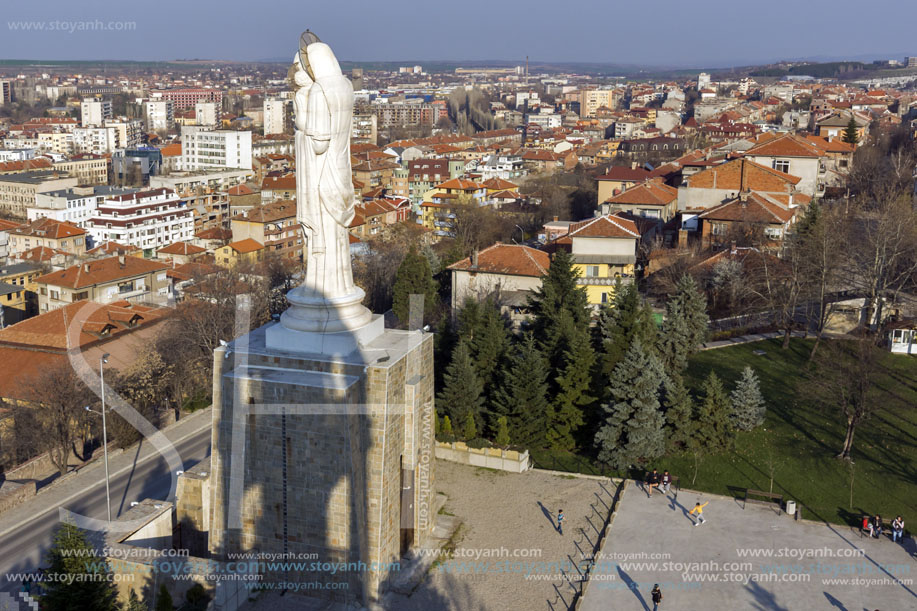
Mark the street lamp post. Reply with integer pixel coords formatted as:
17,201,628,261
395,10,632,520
86,353,112,522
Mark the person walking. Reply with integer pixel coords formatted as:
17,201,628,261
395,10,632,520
651,583,663,610
557,509,565,535
690,501,709,526
661,470,672,495
892,516,904,543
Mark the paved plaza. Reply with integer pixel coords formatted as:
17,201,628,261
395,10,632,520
581,482,916,611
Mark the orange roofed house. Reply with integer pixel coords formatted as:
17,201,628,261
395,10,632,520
0,300,170,403
448,243,550,325
215,238,264,268
34,255,170,312
600,178,678,221
7,218,88,258
230,199,301,261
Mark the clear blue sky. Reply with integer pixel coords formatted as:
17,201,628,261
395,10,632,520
1,0,913,67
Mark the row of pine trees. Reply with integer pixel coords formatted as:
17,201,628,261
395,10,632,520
435,250,766,472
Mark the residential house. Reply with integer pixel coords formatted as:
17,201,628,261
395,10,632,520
815,111,870,144
600,178,678,221
744,133,828,197
260,173,296,203
678,157,803,211
215,238,264,268
7,218,88,258
695,190,798,248
34,255,170,312
447,243,549,325
550,214,640,306
596,166,651,204
156,241,208,265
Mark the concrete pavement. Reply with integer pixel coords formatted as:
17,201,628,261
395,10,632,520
581,481,916,610
0,407,212,591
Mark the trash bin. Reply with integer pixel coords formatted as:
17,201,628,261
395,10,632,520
786,500,796,516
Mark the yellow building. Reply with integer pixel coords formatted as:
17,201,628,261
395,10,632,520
0,261,43,325
216,238,264,268
552,215,639,306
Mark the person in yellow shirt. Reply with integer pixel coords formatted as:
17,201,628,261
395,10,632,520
690,501,709,526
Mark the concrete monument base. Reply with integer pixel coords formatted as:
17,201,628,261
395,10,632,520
209,322,436,605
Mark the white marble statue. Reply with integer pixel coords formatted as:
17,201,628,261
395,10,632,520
276,36,375,346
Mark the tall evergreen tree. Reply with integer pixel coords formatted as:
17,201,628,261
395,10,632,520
436,342,484,432
696,371,735,451
491,333,550,446
663,372,696,452
527,249,591,372
594,281,658,381
42,521,121,611
658,275,709,375
392,246,438,325
547,328,595,450
595,340,667,469
842,117,859,145
462,411,478,441
731,366,766,431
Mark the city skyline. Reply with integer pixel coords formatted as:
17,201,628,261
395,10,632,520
1,0,914,67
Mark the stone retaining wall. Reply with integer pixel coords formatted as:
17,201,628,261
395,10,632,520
434,442,530,473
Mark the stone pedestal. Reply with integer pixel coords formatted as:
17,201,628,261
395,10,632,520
208,322,435,605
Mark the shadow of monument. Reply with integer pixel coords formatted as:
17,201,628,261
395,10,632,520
208,286,434,607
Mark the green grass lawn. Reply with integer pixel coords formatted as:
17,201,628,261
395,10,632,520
534,338,917,527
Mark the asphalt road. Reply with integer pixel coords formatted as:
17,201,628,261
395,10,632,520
0,420,211,592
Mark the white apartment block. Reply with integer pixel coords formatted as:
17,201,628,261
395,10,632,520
105,118,144,149
263,98,286,135
80,99,113,127
87,187,194,252
526,113,562,129
28,186,133,228
143,99,174,132
72,127,118,155
195,101,219,127
180,126,252,171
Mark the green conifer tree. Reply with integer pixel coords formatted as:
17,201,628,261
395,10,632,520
42,521,121,611
658,275,709,375
442,415,453,437
527,249,590,372
731,366,766,431
462,411,478,441
437,342,483,432
696,371,735,451
595,282,658,380
548,329,595,450
494,416,510,447
663,372,696,452
842,117,859,145
491,333,550,446
392,246,438,325
595,340,667,469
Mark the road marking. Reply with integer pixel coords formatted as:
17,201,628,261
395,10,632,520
0,414,212,541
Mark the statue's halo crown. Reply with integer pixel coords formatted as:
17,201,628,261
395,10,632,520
299,30,321,71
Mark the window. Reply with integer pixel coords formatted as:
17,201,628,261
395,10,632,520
50,290,59,300
601,292,609,304
773,159,790,173
73,291,89,301
586,265,600,277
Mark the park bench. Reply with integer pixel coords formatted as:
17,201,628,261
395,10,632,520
744,488,783,513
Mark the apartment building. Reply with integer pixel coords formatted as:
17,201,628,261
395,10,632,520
72,126,118,155
263,98,287,135
143,99,174,132
230,199,302,261
28,186,133,228
53,155,110,185
80,99,113,126
0,171,78,218
86,187,194,255
180,127,252,171
152,88,222,110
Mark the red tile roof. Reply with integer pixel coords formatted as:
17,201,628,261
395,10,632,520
697,192,796,224
10,217,86,239
562,215,641,240
227,238,263,254
597,166,651,182
36,256,168,289
448,243,549,277
603,179,676,206
746,133,825,158
158,241,207,256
